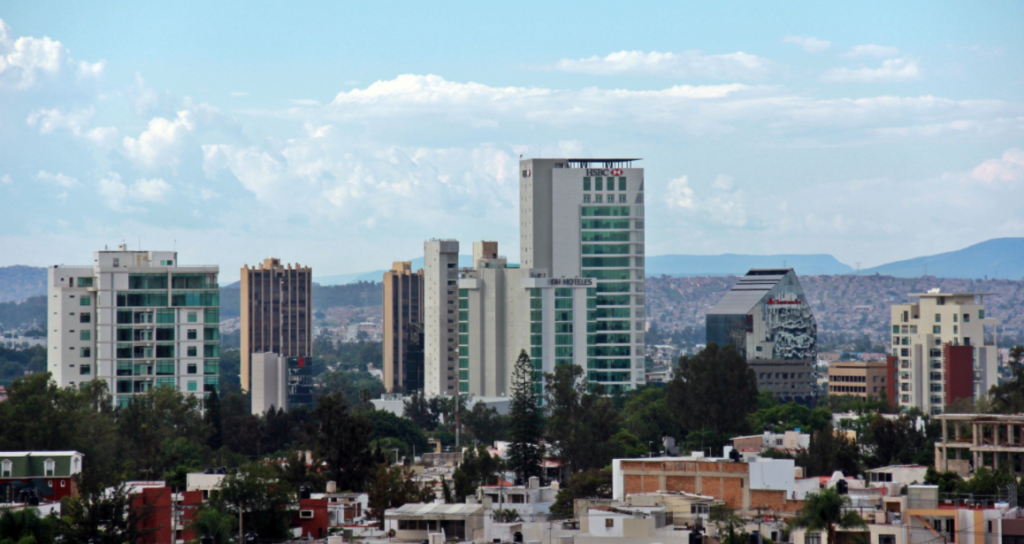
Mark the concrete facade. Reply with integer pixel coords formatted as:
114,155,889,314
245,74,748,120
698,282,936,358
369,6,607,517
47,245,220,406
250,352,288,415
424,240,460,396
519,158,646,394
240,258,312,392
934,413,1024,477
891,292,1000,414
828,360,892,400
383,261,425,393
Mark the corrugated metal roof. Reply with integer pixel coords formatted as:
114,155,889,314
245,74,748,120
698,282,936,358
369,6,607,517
707,272,789,315
386,502,483,518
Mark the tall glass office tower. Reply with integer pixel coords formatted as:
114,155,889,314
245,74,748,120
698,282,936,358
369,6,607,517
519,158,645,394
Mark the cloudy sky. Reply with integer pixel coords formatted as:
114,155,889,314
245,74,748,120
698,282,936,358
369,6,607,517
1,1,1022,282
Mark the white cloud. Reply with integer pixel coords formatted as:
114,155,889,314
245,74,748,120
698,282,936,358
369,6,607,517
0,18,103,89
549,50,773,79
843,44,900,58
36,170,78,188
98,172,130,210
821,58,921,82
76,59,104,79
782,35,832,53
1,174,12,185
200,188,219,200
27,107,120,147
665,174,746,227
122,110,196,169
971,148,1024,183
130,178,171,202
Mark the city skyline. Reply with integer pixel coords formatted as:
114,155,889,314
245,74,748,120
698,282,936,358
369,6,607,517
2,1,1023,282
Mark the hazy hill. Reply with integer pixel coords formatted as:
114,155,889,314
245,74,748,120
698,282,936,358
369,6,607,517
0,266,46,303
861,238,1024,280
645,253,853,277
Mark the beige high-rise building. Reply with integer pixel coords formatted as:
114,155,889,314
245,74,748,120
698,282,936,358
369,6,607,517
383,262,425,393
424,240,460,396
240,258,312,392
891,291,1000,415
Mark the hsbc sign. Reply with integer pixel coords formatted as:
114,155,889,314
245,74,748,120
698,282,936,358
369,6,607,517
586,168,624,176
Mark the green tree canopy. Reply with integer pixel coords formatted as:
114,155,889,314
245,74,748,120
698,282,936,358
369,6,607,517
791,488,867,544
666,343,758,442
544,364,620,474
506,350,544,484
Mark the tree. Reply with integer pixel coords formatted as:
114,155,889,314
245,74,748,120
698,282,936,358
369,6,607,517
205,392,224,451
709,505,746,544
462,402,506,446
366,464,435,528
57,480,159,544
214,462,293,540
796,425,861,477
402,390,438,431
861,414,931,468
666,343,758,441
451,445,504,502
506,350,544,484
791,488,867,544
0,507,55,544
187,506,235,544
549,468,612,518
544,365,620,474
311,392,375,491
619,386,678,447
990,346,1024,413
924,467,963,493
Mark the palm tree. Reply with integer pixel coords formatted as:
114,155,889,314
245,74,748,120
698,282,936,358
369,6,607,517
791,488,867,544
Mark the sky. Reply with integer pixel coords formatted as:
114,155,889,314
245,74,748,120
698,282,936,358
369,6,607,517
1,1,1022,282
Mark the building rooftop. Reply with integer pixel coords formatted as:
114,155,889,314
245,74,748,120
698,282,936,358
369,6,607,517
386,502,483,518
909,292,992,298
707,269,794,315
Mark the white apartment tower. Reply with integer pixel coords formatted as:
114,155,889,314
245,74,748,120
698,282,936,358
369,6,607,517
519,158,646,394
47,245,221,407
891,291,1000,415
424,240,460,396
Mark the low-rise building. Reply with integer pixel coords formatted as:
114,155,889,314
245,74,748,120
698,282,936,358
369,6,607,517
866,465,929,488
731,431,810,454
611,454,802,513
0,451,83,502
384,502,485,542
933,413,1024,477
477,477,556,520
828,360,893,401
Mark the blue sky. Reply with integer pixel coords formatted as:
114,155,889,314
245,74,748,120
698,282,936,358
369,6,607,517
1,1,1022,282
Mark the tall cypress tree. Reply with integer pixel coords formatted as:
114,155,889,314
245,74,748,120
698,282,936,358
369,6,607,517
507,349,544,484
204,392,223,451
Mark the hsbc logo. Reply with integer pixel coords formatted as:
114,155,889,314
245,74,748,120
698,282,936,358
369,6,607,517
586,168,625,176
522,169,531,178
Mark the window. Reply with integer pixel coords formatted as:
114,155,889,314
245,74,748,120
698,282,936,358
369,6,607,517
933,326,941,334
878,536,895,544
187,329,197,340
605,519,614,529
953,313,958,323
80,364,91,375
300,510,314,519
963,313,970,323
583,177,591,191
595,194,603,203
80,347,91,358
188,363,198,374
80,313,91,323
187,381,197,392
619,194,627,203
187,312,198,323
80,330,91,341
583,194,591,203
935,314,941,322
80,296,91,306
805,534,821,544
77,277,94,287
187,346,198,357
596,178,603,191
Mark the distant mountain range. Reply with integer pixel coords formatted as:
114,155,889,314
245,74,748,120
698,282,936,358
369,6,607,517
860,238,1024,280
1,238,1020,300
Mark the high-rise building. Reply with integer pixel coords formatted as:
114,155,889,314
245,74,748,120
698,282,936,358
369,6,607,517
239,258,312,392
518,158,646,394
47,245,220,407
457,241,597,397
383,262,425,393
424,240,460,396
706,268,818,405
890,291,1000,414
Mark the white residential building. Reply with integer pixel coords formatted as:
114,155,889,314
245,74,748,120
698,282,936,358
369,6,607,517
424,240,460,396
891,291,1000,414
47,245,220,407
